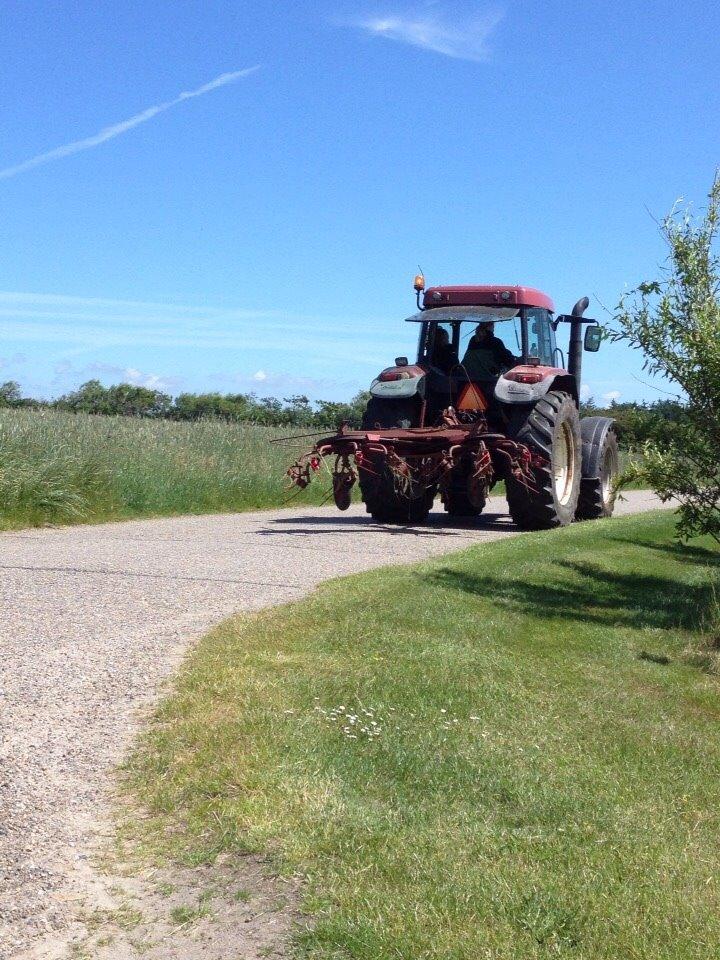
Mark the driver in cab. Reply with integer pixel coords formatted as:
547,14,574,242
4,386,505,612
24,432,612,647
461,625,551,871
461,321,518,380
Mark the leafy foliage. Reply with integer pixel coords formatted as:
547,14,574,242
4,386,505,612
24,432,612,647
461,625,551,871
51,380,371,428
611,176,720,542
56,379,173,417
0,380,24,407
579,398,692,447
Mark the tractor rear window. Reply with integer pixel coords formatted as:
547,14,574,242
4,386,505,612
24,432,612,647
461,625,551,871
420,315,522,374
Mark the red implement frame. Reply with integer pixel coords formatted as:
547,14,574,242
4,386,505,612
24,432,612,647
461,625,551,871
286,413,541,512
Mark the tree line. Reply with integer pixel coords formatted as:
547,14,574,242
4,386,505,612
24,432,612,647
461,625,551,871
0,378,372,429
0,375,690,443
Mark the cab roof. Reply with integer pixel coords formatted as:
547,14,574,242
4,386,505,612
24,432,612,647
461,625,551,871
423,285,554,312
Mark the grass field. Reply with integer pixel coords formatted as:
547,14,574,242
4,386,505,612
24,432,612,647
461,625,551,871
0,408,332,529
123,511,720,959
0,408,642,531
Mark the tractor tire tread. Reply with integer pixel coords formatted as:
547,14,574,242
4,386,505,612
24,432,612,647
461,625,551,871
506,391,581,530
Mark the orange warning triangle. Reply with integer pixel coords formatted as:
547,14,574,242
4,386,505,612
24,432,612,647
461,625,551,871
457,383,488,411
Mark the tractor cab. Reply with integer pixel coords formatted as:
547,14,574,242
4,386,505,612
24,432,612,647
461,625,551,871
418,306,555,373
369,282,601,428
408,301,561,423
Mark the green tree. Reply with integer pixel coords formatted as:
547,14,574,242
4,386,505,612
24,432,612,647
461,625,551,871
0,380,22,407
315,391,371,428
612,175,720,542
56,380,172,417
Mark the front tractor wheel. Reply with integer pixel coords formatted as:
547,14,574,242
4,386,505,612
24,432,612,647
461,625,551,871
576,418,619,520
506,391,582,530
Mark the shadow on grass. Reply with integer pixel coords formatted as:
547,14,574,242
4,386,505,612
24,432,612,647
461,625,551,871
428,556,719,632
604,535,720,567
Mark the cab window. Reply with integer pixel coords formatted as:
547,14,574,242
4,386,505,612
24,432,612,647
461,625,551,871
526,309,556,366
422,322,458,373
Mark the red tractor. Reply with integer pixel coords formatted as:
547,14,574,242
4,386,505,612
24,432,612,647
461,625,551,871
287,278,619,529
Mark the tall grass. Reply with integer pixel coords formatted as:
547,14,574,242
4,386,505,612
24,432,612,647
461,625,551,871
0,408,330,529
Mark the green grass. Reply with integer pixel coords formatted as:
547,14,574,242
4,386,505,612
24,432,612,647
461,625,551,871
169,904,210,926
0,408,332,529
123,511,720,959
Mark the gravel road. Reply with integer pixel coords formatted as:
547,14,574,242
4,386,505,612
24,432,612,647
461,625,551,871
0,491,667,958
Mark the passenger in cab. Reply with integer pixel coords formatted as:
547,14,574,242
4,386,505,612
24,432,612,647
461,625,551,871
461,321,518,380
429,326,458,374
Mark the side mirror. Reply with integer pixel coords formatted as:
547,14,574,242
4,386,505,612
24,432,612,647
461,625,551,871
584,325,602,352
395,356,409,366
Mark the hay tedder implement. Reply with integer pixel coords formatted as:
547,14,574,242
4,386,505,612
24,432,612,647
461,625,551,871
287,277,619,529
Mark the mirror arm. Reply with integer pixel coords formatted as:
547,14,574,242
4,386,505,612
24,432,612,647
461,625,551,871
555,314,597,325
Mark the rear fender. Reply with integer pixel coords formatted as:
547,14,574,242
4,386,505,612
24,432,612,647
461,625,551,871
370,365,426,399
495,371,578,405
580,417,616,478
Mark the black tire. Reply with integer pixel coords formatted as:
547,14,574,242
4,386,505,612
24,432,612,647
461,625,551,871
444,488,483,518
362,471,435,524
441,465,486,518
361,396,419,430
576,419,619,520
506,391,582,529
358,395,434,524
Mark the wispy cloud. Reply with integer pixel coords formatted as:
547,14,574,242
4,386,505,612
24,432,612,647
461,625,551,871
217,369,357,398
53,359,184,392
0,66,260,181
351,7,503,62
1,289,415,400
0,290,401,366
0,351,27,370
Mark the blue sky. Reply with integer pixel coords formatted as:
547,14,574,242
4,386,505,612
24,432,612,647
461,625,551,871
0,0,717,404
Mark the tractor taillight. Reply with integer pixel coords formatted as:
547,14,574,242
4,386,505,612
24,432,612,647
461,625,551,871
504,370,545,385
378,369,412,381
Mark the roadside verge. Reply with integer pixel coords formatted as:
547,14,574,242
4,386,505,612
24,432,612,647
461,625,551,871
111,511,720,959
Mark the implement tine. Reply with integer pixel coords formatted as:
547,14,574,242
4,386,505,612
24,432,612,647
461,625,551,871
270,429,336,443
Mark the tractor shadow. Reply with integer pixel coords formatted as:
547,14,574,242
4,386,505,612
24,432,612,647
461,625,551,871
261,511,514,538
428,553,719,633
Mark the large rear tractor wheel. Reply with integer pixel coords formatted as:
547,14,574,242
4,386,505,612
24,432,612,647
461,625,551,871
361,396,418,430
359,395,434,524
506,391,581,529
576,418,619,520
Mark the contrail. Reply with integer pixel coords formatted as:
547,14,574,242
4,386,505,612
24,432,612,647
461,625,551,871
0,66,260,181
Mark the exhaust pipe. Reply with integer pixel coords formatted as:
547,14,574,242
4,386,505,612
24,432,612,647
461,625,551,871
568,296,589,384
